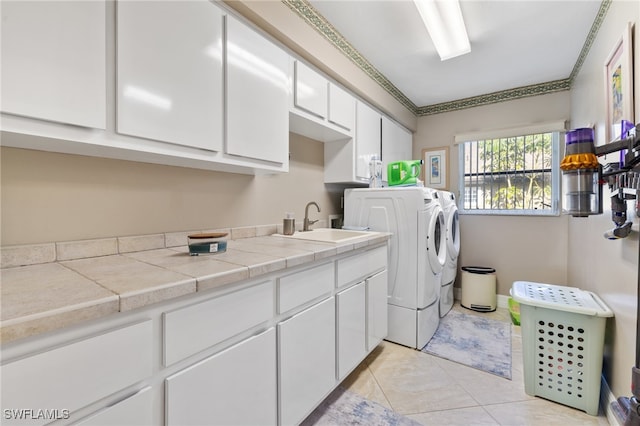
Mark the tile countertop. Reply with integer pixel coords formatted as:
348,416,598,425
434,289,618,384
0,231,390,344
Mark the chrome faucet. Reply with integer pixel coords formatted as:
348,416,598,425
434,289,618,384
303,201,321,232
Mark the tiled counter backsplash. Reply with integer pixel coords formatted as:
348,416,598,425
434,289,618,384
1,221,326,269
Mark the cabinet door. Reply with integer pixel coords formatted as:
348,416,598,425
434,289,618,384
355,101,382,180
294,61,327,119
367,270,388,351
166,328,277,426
116,0,223,151
337,282,366,380
279,297,335,426
1,1,106,129
328,83,356,132
381,116,413,182
226,15,289,164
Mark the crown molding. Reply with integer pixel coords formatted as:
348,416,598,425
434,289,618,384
416,79,571,115
569,0,611,82
282,0,611,116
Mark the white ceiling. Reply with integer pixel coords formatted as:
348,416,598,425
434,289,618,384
306,0,604,112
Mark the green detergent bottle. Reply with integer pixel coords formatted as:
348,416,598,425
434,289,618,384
387,160,422,186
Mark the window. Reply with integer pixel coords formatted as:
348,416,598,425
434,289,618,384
458,129,561,215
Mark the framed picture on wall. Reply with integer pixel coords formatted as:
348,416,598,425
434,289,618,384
603,22,634,143
421,146,449,189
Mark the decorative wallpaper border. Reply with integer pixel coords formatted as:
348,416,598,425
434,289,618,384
282,0,611,116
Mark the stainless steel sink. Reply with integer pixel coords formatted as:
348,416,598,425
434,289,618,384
276,228,375,243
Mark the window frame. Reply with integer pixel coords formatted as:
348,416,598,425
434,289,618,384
457,129,561,217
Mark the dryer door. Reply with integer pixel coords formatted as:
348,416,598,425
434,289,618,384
429,209,446,271
446,207,460,260
416,205,445,308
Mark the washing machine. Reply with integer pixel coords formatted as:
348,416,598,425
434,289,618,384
437,190,460,317
344,187,446,349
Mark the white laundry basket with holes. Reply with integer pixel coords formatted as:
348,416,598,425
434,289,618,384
511,281,614,416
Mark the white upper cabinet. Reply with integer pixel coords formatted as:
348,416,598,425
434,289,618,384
116,0,223,151
381,116,413,182
328,83,356,132
294,61,328,119
1,1,106,129
323,100,381,185
289,59,354,142
226,14,289,165
355,101,382,181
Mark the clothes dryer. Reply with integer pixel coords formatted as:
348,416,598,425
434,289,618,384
437,190,460,317
344,187,446,349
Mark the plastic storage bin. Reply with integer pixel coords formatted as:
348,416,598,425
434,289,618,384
511,281,614,415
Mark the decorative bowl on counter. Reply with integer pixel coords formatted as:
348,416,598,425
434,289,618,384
187,232,228,256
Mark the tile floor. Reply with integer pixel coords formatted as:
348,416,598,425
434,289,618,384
341,302,611,425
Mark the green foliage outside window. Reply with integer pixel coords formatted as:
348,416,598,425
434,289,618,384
461,132,557,213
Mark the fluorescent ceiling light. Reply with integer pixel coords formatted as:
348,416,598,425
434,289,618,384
414,0,471,61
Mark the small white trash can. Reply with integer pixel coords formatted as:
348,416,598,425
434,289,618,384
460,266,496,312
511,281,614,415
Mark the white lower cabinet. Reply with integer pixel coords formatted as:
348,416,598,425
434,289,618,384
0,245,388,426
337,282,366,380
75,387,153,426
367,270,389,351
278,297,336,426
165,328,277,426
0,320,153,426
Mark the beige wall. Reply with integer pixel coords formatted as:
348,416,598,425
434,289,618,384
568,0,640,399
1,133,340,245
414,91,572,296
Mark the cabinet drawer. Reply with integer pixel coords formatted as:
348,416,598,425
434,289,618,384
337,246,387,288
278,262,334,313
75,387,153,426
163,280,273,366
1,320,152,421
